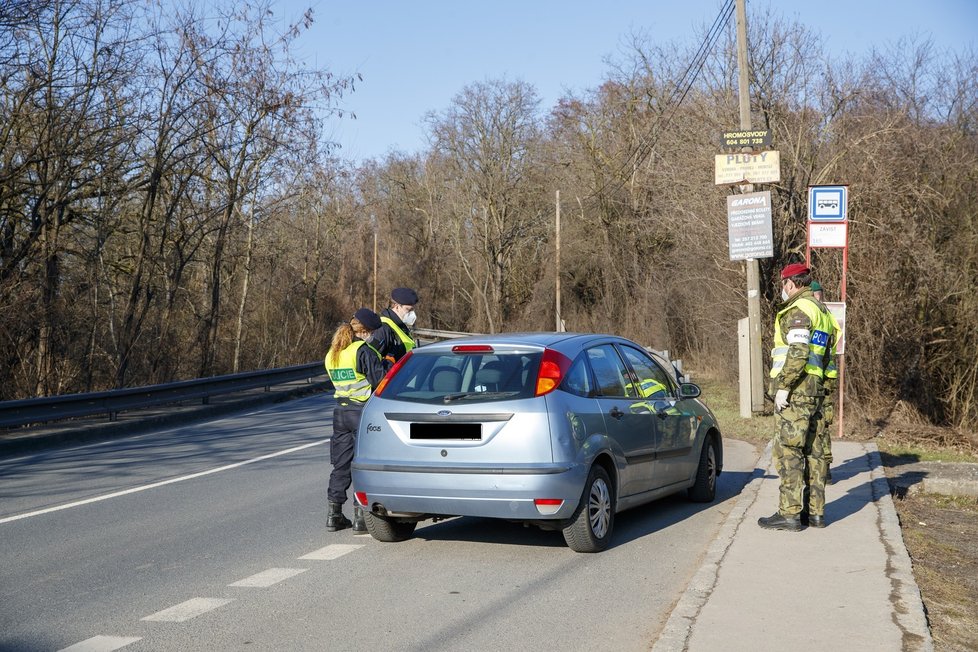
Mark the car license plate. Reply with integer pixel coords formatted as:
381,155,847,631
409,423,481,440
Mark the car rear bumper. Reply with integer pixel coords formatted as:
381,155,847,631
351,461,587,520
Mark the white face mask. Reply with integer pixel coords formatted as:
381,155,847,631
402,310,417,327
781,288,789,301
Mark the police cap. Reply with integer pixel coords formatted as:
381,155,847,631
390,287,419,305
353,307,382,331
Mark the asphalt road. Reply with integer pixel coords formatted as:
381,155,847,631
0,394,759,652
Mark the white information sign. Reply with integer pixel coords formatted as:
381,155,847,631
825,301,846,355
726,191,773,260
714,151,781,185
808,221,848,248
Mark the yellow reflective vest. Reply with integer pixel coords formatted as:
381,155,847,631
824,311,841,383
325,341,378,404
770,295,835,381
380,316,415,354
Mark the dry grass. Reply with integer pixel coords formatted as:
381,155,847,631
892,493,978,652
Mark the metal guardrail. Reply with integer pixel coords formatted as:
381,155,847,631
412,327,478,340
0,329,685,431
0,362,328,429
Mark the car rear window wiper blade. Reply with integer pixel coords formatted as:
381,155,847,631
441,391,515,403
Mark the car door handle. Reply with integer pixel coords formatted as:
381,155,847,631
609,406,624,420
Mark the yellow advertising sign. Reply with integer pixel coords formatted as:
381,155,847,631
714,151,781,185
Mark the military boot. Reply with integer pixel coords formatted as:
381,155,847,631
326,502,352,532
807,514,827,528
352,506,368,535
758,512,802,531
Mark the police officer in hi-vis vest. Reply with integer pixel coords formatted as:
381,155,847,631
324,308,390,533
759,263,837,531
376,287,419,363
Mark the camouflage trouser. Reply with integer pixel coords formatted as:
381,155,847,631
815,399,834,466
772,395,826,517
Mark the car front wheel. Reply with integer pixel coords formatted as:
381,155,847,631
562,465,614,553
688,436,718,503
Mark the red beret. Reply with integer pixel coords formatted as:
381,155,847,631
780,263,810,279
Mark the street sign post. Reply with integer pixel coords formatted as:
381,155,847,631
805,183,850,441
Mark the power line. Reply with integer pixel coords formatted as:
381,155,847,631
582,0,735,203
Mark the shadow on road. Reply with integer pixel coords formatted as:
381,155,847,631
410,468,759,550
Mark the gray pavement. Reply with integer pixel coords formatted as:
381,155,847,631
653,440,934,652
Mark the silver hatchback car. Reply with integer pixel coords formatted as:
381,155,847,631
351,333,722,552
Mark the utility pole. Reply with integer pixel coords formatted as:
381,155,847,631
372,225,378,312
555,190,562,332
736,0,765,412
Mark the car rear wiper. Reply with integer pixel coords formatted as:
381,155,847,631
441,391,515,403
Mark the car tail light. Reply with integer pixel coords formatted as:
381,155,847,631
452,344,494,353
535,348,571,396
374,350,413,397
354,491,368,506
534,498,564,515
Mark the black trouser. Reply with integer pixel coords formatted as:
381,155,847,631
327,403,363,504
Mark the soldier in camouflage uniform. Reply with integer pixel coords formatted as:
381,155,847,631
811,281,840,484
816,304,841,484
759,263,837,531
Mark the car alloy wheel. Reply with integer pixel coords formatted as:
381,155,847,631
588,476,612,538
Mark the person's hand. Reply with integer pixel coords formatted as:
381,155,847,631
775,389,790,412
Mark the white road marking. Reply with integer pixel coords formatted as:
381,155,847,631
299,543,365,560
57,635,142,652
140,597,233,622
228,567,308,587
0,440,326,525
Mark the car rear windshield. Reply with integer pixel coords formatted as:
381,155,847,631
379,349,543,403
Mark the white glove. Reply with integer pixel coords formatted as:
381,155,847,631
774,389,790,412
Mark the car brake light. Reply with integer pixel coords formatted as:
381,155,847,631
535,348,571,396
374,350,413,397
452,344,494,353
354,491,368,506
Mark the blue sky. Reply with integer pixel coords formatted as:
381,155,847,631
276,0,977,163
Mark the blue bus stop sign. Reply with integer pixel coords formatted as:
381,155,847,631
809,185,848,221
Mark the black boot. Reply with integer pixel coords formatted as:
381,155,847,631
352,506,368,535
758,512,802,531
807,514,827,528
326,502,352,532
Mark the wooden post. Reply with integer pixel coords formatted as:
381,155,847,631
736,0,765,412
555,190,562,332
372,229,378,312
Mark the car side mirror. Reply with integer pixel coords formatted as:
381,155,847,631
678,383,701,399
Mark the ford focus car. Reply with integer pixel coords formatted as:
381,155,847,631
351,333,722,552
